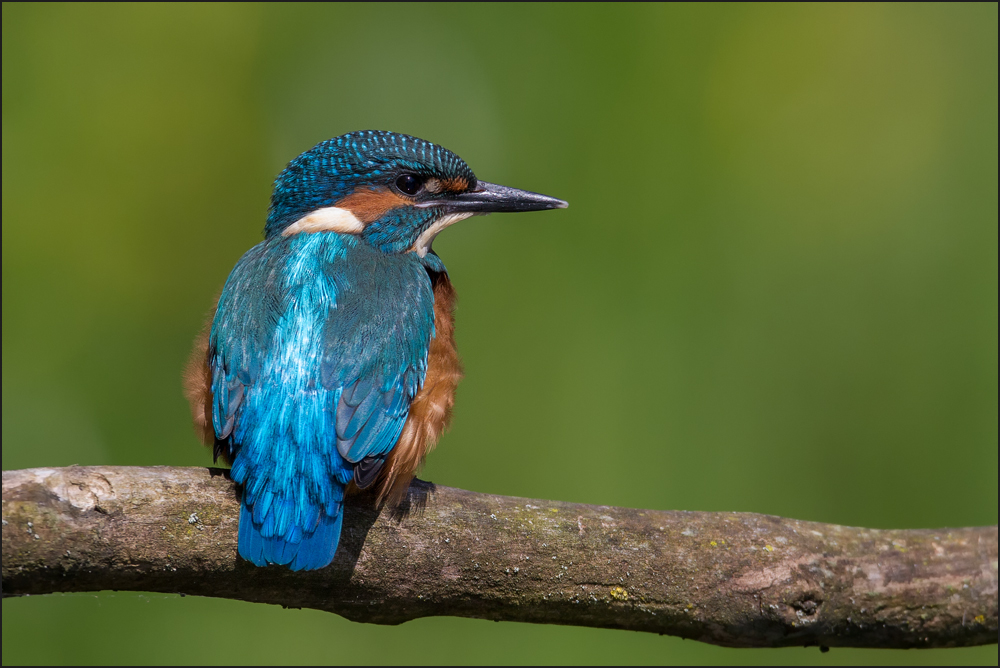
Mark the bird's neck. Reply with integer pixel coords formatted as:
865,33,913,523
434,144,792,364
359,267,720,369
267,229,448,275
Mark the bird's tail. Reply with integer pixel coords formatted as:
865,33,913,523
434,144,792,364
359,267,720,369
238,497,343,571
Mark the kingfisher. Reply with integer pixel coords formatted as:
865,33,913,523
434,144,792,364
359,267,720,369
184,130,566,570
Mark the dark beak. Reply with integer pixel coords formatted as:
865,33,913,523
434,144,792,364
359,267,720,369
418,181,568,214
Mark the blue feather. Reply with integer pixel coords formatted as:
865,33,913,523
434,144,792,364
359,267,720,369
212,231,435,570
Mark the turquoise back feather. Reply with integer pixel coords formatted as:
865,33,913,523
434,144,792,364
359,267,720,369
211,231,437,570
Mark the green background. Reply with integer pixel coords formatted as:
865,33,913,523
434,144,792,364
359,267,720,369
3,3,997,665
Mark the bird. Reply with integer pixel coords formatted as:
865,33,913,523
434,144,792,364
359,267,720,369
184,130,566,571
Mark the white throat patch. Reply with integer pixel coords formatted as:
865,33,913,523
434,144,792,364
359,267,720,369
412,213,474,257
282,206,365,236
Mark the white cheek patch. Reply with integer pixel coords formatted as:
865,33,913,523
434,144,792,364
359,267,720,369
412,213,474,257
282,206,365,236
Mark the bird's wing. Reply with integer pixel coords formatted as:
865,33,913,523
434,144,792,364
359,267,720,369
209,238,436,479
317,254,436,482
331,365,422,463
208,242,286,463
209,237,435,569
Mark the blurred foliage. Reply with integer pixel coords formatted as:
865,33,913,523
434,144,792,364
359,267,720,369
2,3,996,665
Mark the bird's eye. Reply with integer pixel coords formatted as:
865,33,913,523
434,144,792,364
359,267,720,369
395,173,423,196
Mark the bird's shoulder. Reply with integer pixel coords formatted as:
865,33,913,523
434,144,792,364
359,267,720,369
211,233,435,356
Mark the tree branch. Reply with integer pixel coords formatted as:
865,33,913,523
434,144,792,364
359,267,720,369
2,466,996,649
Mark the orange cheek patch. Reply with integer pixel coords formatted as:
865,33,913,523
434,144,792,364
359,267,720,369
335,187,410,224
441,177,470,193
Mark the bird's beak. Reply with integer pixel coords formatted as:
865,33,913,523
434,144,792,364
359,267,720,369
418,181,568,214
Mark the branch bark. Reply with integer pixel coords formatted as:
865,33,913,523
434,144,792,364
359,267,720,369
2,466,996,649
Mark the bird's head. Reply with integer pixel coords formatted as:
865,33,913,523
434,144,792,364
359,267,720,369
265,131,566,257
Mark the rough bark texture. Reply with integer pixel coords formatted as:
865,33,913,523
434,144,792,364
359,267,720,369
2,466,996,649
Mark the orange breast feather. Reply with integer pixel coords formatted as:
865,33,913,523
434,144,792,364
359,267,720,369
183,301,218,451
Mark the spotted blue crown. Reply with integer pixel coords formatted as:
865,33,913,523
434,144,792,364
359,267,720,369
266,130,477,237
